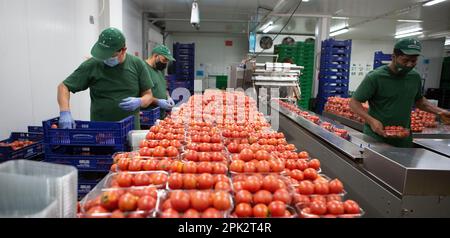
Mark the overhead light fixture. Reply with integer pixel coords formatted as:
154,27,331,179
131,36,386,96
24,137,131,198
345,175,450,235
445,38,450,46
263,25,276,33
395,27,422,36
260,21,273,31
395,31,423,39
190,0,200,30
397,19,423,23
428,31,450,38
303,0,310,2
423,0,447,7
330,27,349,37
332,17,350,20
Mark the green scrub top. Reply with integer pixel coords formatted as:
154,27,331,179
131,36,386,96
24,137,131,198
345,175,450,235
63,53,154,129
145,63,168,119
352,65,423,147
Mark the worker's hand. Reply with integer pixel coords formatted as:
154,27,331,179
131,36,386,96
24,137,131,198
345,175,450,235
167,97,175,107
119,97,142,111
157,99,174,111
59,111,76,129
438,111,450,125
368,118,387,137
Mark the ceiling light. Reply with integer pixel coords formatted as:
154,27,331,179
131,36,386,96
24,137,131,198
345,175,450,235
423,0,447,7
190,0,200,29
445,39,450,46
303,0,310,2
260,21,273,31
332,17,350,20
395,27,422,36
395,31,423,39
263,25,276,33
397,19,423,23
330,27,349,37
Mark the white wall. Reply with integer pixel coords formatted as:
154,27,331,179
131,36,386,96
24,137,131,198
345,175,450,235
416,38,445,90
147,25,164,58
122,0,142,58
0,0,101,139
167,33,248,77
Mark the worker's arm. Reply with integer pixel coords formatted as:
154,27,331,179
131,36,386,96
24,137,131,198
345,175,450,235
415,97,450,124
350,98,387,137
140,89,155,108
57,83,71,112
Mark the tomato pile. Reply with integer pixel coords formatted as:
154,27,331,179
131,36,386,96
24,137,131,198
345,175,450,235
384,126,410,138
79,90,363,218
410,109,437,132
276,100,350,139
0,140,36,151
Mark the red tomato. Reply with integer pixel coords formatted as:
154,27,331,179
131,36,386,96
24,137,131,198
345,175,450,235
210,135,222,143
314,182,330,195
182,209,201,218
190,191,211,212
197,161,213,174
253,190,273,205
168,173,183,189
252,204,269,218
198,143,211,152
184,150,198,162
297,180,315,195
118,193,138,212
343,200,360,214
160,139,171,148
297,160,309,171
132,173,150,186
183,161,197,174
160,208,180,218
116,172,133,187
183,174,198,189
197,173,214,189
269,159,285,173
268,201,286,217
327,200,345,215
243,162,257,173
110,209,125,218
213,192,231,211
329,179,344,194
298,151,309,159
117,158,130,171
227,143,240,153
239,148,254,162
243,176,262,193
210,143,223,152
273,189,292,204
309,201,327,215
308,159,321,170
235,190,253,204
262,175,280,193
212,163,227,174
256,160,271,173
235,203,253,218
290,169,304,181
142,159,158,171
201,208,222,218
153,146,166,157
215,181,231,192
156,160,171,171
170,191,190,212
255,150,270,161
166,146,179,157
229,160,245,173
100,191,120,211
137,195,156,211
303,168,318,180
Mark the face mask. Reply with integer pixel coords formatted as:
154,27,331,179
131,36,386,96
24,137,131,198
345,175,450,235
155,59,167,71
395,62,414,76
104,56,120,67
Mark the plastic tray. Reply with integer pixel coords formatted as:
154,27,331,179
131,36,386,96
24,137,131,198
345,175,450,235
42,115,134,146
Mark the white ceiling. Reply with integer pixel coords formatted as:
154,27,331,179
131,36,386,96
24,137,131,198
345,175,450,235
133,0,450,40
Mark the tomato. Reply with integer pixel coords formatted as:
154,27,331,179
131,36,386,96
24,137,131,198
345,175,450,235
183,161,197,174
166,146,179,157
212,163,227,174
197,173,214,189
210,152,225,162
314,182,330,195
116,172,133,187
170,140,182,149
160,208,180,218
327,200,345,215
235,190,253,204
273,189,292,204
142,186,158,198
213,192,231,211
142,159,158,171
191,135,201,143
137,195,156,211
168,173,184,189
227,143,240,153
268,201,286,217
85,205,109,218
329,179,344,194
100,191,119,211
298,151,309,159
255,150,270,161
118,193,138,212
326,194,343,202
239,148,254,162
233,181,244,191
210,143,223,152
159,139,170,148
117,158,130,171
215,181,231,192
308,159,321,170
198,143,211,152
169,160,183,173
252,204,269,218
235,203,253,218
297,160,309,171
184,150,198,162
238,143,250,152
156,160,171,171
229,160,245,173
161,199,172,211
285,144,296,151
253,190,273,205
290,169,304,181
243,176,262,193
153,146,166,157
343,200,360,214
190,191,211,212
183,174,198,189
201,135,211,143
110,164,118,172
110,209,125,218
182,209,201,218
201,208,222,218
146,132,156,140
269,159,285,173
297,180,315,195
132,173,150,186
243,162,257,173
309,201,327,215
293,194,310,205
170,191,191,212
210,135,222,143
262,175,280,193
197,161,213,174
256,160,271,173
303,168,318,180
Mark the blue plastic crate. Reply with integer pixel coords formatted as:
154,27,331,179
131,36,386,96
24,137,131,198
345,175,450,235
175,54,195,62
175,68,195,76
319,70,350,78
319,83,349,92
140,107,160,126
28,126,44,134
374,51,392,61
317,91,349,99
322,39,352,48
42,116,134,146
318,77,350,84
78,172,108,199
176,61,195,68
0,132,44,161
174,42,195,49
320,55,351,62
321,47,352,55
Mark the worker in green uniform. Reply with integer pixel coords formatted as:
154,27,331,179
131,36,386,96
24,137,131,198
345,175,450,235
144,45,176,119
57,27,171,129
350,38,450,147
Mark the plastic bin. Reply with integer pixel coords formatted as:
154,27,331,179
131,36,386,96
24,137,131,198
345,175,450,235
0,132,44,161
140,107,160,126
42,116,134,146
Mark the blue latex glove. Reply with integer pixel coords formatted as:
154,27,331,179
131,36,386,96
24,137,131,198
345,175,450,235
119,97,142,111
157,99,173,111
167,97,175,107
59,111,76,129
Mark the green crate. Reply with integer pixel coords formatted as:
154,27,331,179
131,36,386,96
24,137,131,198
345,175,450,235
216,76,228,89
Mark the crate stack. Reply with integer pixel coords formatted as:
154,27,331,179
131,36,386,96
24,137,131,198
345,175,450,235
296,41,315,110
274,41,315,110
317,39,352,114
373,51,392,69
140,107,160,129
42,116,134,200
169,43,195,95
0,127,44,162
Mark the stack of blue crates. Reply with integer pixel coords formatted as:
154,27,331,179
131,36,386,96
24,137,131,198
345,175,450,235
171,43,195,94
373,51,392,69
0,127,44,162
42,116,134,199
140,107,160,127
317,39,352,114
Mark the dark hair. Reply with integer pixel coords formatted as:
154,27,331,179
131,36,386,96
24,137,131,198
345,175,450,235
393,49,405,56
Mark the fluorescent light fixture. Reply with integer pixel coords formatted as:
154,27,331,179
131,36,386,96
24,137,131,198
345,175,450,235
332,17,350,20
395,27,422,36
445,39,450,46
423,0,447,7
260,21,273,31
263,25,276,33
395,31,423,39
330,27,349,37
428,31,450,38
397,19,422,23
303,0,310,2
